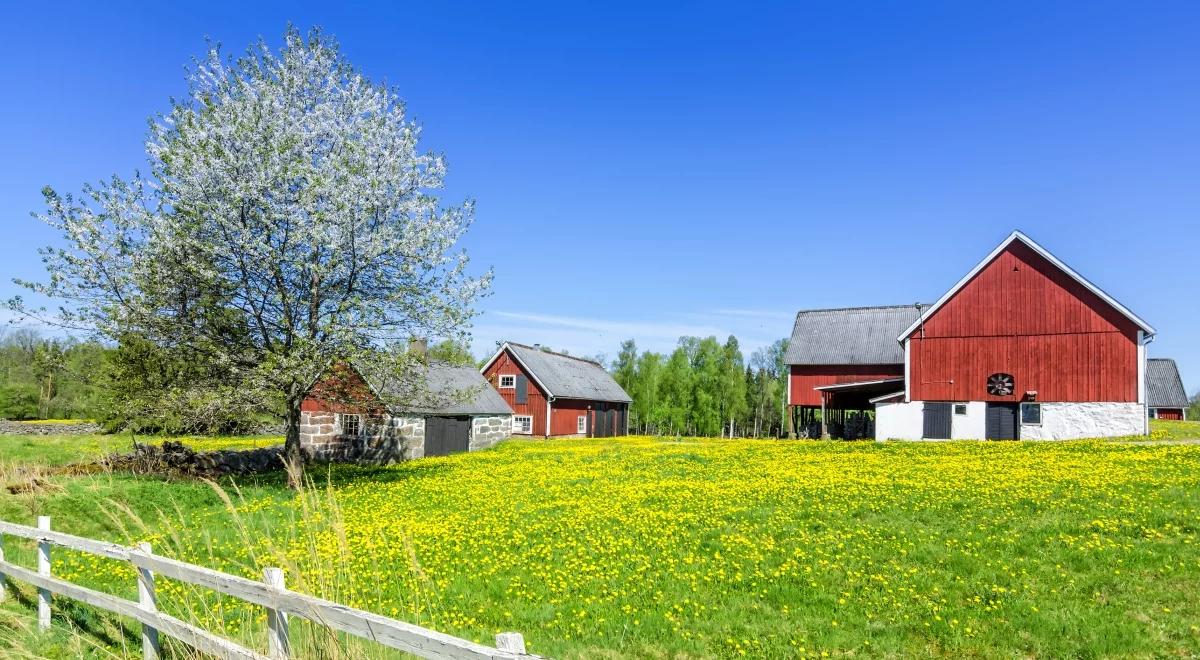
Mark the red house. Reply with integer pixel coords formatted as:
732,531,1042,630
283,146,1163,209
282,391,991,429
787,231,1156,440
481,342,632,438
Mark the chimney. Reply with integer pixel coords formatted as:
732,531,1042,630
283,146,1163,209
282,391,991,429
409,337,428,357
533,343,542,351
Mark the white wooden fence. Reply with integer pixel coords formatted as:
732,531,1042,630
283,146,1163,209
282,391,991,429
0,517,536,659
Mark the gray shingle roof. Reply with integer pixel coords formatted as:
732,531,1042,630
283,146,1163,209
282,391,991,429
784,305,924,365
1147,358,1189,409
505,342,632,403
358,360,514,416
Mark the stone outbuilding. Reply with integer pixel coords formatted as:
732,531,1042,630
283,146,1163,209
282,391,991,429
300,360,514,462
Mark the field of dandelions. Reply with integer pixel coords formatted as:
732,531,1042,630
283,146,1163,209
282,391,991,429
2,429,1200,657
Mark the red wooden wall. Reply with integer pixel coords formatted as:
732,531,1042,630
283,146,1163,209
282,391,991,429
551,399,591,436
302,364,386,416
908,241,1139,402
481,349,549,436
789,364,905,406
1155,409,1184,421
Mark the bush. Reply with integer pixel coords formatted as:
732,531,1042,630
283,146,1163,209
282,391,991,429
0,384,40,420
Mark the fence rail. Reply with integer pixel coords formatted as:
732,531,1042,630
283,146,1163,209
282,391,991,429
0,517,535,660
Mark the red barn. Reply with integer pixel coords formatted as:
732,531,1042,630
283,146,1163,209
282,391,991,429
1147,358,1189,420
787,231,1157,440
481,342,632,438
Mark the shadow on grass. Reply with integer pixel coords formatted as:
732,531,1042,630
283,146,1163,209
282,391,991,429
5,580,139,649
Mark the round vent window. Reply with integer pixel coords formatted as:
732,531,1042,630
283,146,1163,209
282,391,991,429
987,373,1014,396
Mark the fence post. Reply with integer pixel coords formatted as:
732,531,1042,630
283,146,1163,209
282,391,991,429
37,516,51,630
0,532,6,602
136,542,160,660
495,632,526,654
263,567,289,659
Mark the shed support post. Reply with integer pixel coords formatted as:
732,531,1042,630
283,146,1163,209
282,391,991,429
820,395,829,439
37,516,51,630
136,542,160,660
496,632,526,654
263,567,290,658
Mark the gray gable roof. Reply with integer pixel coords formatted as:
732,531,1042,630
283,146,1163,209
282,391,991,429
784,305,924,365
504,342,632,403
1147,358,1189,409
358,360,514,416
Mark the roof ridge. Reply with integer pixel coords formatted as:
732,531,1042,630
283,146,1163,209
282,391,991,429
507,341,605,368
795,304,926,315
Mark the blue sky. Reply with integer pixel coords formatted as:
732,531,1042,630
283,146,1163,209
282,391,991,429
1,2,1196,393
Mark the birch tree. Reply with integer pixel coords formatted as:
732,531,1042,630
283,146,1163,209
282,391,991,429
9,27,491,479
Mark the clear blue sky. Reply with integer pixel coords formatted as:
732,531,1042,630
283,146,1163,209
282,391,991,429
1,2,1196,393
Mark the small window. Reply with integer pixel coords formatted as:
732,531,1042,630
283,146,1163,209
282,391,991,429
337,413,362,436
513,415,533,434
954,404,968,416
498,374,516,389
1020,402,1041,425
577,415,587,434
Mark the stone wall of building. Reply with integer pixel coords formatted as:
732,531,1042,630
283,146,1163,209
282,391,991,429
471,415,513,451
301,410,514,462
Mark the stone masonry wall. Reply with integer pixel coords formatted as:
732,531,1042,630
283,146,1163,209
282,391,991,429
302,410,514,462
471,415,513,451
300,410,422,463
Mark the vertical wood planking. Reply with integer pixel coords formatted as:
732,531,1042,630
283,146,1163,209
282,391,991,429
136,542,160,660
263,567,290,659
37,516,51,630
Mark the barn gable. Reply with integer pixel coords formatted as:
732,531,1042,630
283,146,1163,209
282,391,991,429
902,232,1150,403
899,231,1154,342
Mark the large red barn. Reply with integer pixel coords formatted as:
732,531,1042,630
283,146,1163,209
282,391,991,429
786,231,1157,440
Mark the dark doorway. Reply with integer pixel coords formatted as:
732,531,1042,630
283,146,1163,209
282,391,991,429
922,402,952,439
425,416,471,456
985,403,1019,440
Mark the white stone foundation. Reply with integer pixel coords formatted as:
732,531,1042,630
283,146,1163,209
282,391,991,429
875,400,1146,441
1018,402,1144,440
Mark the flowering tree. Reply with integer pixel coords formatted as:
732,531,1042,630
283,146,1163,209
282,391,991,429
10,27,491,478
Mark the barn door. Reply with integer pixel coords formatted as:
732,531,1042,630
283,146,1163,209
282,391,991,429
514,375,528,404
986,404,1019,440
425,417,472,456
922,403,952,439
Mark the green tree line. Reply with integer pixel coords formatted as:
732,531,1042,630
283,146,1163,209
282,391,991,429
611,336,790,438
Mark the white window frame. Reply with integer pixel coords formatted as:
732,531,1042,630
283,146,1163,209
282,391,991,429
577,415,587,434
336,412,362,436
1020,402,1042,426
513,415,533,435
498,374,517,389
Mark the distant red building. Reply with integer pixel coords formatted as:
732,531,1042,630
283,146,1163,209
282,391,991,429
481,342,632,438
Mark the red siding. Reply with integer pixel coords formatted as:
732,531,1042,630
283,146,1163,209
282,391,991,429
1155,409,1184,421
302,364,386,415
551,399,592,436
482,349,549,436
909,241,1139,402
789,364,905,406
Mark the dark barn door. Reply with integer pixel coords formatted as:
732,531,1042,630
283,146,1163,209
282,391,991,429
425,416,471,456
922,403,952,439
595,406,609,437
985,404,1019,440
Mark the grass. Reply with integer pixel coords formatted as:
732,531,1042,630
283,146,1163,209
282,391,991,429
0,433,281,466
1144,418,1200,441
1,424,1199,657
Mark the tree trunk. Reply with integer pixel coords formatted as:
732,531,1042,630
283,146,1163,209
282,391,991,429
283,397,305,489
